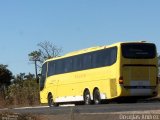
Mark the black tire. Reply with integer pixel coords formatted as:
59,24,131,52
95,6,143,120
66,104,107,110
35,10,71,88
48,94,59,107
93,89,101,105
84,90,92,105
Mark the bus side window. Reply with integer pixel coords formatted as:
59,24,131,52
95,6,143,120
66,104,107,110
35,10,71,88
64,58,72,73
73,55,83,71
92,50,106,68
102,47,117,66
109,47,117,65
48,61,55,76
82,54,92,69
55,60,64,74
92,47,117,68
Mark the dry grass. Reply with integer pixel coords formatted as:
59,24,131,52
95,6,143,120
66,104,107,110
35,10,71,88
0,80,40,108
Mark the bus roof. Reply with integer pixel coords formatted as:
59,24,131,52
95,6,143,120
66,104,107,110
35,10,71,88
45,41,152,63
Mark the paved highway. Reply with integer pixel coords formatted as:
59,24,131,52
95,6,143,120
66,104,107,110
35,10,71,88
0,102,160,115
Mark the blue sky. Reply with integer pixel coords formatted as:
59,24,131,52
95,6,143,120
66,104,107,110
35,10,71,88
0,0,160,75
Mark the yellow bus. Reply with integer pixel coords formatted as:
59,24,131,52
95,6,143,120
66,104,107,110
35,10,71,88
39,41,158,106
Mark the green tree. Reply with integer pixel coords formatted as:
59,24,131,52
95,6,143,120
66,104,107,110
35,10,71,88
0,64,13,88
13,73,26,86
24,72,35,80
28,51,41,62
28,51,41,78
0,64,13,99
6,73,39,106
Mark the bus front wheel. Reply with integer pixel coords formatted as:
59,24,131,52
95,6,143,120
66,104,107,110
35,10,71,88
48,93,59,107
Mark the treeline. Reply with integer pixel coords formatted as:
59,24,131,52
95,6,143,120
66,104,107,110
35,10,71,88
0,72,39,108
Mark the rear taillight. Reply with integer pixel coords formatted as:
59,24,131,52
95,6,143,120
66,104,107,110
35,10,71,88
119,76,123,84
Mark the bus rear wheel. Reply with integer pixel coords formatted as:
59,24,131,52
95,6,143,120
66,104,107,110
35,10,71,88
48,94,59,107
93,89,101,105
84,90,92,105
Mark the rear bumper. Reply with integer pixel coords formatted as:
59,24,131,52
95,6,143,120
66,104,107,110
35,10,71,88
119,85,158,97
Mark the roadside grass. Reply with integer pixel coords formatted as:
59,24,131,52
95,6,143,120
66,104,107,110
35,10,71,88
0,79,40,108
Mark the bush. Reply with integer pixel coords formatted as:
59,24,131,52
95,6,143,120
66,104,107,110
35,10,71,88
5,79,40,107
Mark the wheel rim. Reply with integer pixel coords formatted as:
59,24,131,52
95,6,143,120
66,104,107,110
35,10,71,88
85,94,90,104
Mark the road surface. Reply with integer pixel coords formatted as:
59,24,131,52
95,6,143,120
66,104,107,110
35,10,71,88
0,102,160,115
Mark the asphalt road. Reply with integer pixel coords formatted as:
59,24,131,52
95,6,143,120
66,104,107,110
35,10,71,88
1,102,160,115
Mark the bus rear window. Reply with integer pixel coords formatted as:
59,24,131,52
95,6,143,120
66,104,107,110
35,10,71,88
122,43,156,59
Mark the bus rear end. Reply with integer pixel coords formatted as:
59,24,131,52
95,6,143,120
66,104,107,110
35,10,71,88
119,42,158,98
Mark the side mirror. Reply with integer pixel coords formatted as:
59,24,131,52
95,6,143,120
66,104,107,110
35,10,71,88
36,74,41,84
36,77,39,84
38,73,41,77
